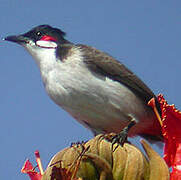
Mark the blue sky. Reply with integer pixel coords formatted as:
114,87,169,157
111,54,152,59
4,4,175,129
1,1,181,179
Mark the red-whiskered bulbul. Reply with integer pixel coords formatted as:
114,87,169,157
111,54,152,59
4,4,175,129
4,25,162,140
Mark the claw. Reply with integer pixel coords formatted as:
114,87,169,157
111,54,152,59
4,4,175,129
105,119,136,152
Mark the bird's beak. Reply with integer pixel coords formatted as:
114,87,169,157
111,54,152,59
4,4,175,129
4,35,28,44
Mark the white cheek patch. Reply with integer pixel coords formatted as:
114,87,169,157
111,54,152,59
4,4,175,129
36,40,57,49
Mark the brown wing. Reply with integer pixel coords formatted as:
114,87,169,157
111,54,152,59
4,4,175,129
78,44,156,104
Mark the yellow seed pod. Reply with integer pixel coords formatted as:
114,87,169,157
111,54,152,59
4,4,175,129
42,135,169,180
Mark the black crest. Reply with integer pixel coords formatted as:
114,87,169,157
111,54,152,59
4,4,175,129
23,24,68,44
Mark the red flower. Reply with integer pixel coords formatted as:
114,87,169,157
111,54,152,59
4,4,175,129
21,151,43,180
21,150,78,180
21,159,42,180
149,94,181,180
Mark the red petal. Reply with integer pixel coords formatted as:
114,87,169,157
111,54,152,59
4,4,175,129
35,150,44,175
21,159,34,173
157,94,181,178
21,159,42,180
25,172,42,180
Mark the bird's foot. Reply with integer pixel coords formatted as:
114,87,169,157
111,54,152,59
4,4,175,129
104,119,136,152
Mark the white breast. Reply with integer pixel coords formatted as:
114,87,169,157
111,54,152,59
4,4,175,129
25,44,156,136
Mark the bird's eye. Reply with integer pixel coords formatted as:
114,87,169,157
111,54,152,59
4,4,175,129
36,31,42,37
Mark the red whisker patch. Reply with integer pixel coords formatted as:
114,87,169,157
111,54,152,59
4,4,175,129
40,35,57,42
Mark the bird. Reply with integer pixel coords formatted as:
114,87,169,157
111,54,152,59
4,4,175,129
4,25,162,140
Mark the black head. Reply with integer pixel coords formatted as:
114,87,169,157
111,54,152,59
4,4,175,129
4,25,69,45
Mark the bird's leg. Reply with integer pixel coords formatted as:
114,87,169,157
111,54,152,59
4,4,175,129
105,118,136,152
